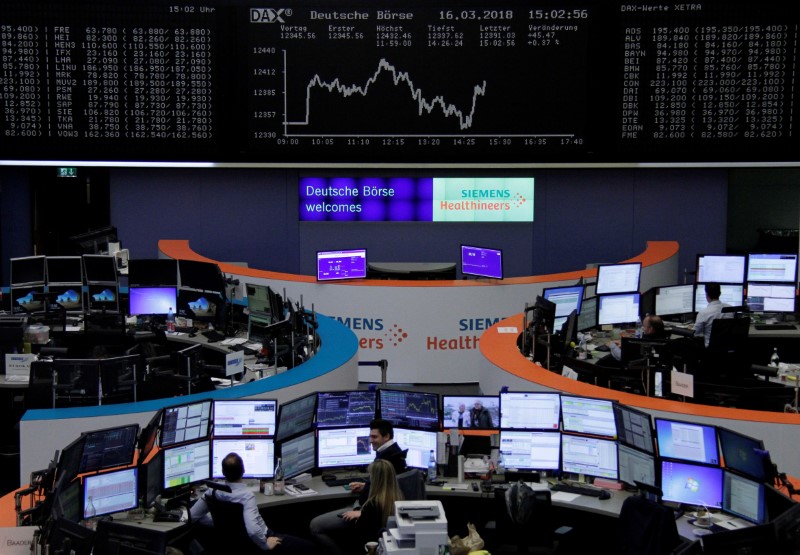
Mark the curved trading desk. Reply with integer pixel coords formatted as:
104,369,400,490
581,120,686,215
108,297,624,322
159,239,678,384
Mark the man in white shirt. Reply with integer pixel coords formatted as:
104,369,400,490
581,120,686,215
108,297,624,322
694,283,731,347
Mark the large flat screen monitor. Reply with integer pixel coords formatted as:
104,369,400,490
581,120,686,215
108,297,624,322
499,430,561,471
48,286,84,312
46,256,83,285
52,478,82,523
127,259,178,287
279,431,316,479
746,283,796,313
246,284,272,315
655,418,719,465
378,389,440,431
315,390,377,429
57,436,86,488
597,293,641,325
697,254,746,284
661,460,723,509
561,434,618,479
747,253,798,284
442,395,499,429
79,424,140,474
461,244,503,280
656,284,696,317
140,450,164,508
618,444,657,487
275,393,317,442
717,427,772,483
128,286,177,317
212,438,275,479
694,284,745,312
316,249,367,281
177,290,221,323
543,285,584,329
82,467,138,519
316,427,374,469
178,259,224,293
163,439,211,492
596,263,641,295
614,404,655,454
577,296,597,332
87,284,118,312
560,396,617,438
82,255,118,284
11,285,45,313
213,399,277,437
393,427,438,470
723,471,767,524
160,399,212,448
10,255,46,286
499,391,560,430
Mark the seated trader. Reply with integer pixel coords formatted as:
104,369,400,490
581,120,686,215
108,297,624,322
191,452,318,553
310,419,407,555
606,315,668,363
694,282,731,347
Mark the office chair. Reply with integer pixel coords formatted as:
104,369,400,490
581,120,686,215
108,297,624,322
703,316,751,380
616,494,680,555
396,468,426,501
200,488,265,555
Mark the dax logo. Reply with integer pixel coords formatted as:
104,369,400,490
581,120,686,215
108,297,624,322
250,8,288,23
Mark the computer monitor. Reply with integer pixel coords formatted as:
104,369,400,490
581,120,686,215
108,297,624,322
746,283,796,313
246,283,272,316
723,471,767,524
275,393,317,441
178,259,225,293
127,259,178,287
48,285,84,311
79,424,140,474
614,404,655,454
747,253,798,284
51,478,82,522
128,286,177,317
87,284,118,312
315,390,377,429
618,444,657,487
82,467,138,518
10,255,46,286
279,431,316,479
56,436,86,489
316,249,368,281
47,517,95,555
660,459,723,509
137,410,162,462
441,395,499,429
656,284,696,317
561,434,618,479
316,427,374,469
717,427,773,483
140,449,164,508
461,244,503,280
655,418,719,465
596,263,641,295
499,391,560,430
160,399,212,448
527,295,556,335
378,389,440,431
82,254,118,284
577,296,597,332
560,395,617,438
163,439,211,491
499,430,561,471
46,256,83,285
543,285,584,330
597,293,641,325
621,337,671,365
697,254,747,284
212,438,275,479
213,399,277,437
177,289,221,323
392,427,438,470
694,284,745,312
11,285,46,313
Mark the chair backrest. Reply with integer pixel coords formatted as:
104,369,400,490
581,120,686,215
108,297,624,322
204,490,262,554
503,482,551,525
396,468,426,500
617,495,680,555
708,316,750,354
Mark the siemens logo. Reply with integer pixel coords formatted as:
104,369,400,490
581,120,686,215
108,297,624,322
459,317,503,331
460,190,511,199
333,317,384,331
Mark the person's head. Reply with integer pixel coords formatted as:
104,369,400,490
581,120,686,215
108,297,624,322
222,452,245,482
643,315,665,337
369,418,394,450
705,283,722,302
458,403,466,413
473,400,483,411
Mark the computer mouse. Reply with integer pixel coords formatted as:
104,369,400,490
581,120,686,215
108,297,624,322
189,333,197,338
598,490,611,500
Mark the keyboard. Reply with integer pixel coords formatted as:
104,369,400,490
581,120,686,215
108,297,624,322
755,324,796,331
322,475,367,487
202,329,226,342
175,326,198,334
550,482,606,497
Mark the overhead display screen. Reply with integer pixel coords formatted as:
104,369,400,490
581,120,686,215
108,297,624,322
0,1,797,164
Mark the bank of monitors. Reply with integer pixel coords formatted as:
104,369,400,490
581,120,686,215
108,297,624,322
560,396,617,438
461,244,503,280
614,404,655,454
543,285,584,329
276,393,317,441
561,434,618,479
10,255,46,286
723,471,767,524
746,283,796,313
127,259,178,287
596,263,641,295
499,391,560,430
655,418,719,465
163,439,211,491
316,249,368,281
577,296,597,332
717,427,773,483
442,395,499,429
661,460,723,509
378,389,440,431
315,390,376,429
177,290,221,323
655,284,696,317
160,399,212,448
617,444,657,487
393,427,438,469
79,424,140,474
316,427,374,469
178,259,225,293
696,254,746,284
212,438,275,479
82,255,118,284
747,254,797,284
82,467,138,519
46,256,83,285
694,284,745,312
597,293,640,326
213,399,277,437
279,431,316,479
128,286,177,317
499,430,561,471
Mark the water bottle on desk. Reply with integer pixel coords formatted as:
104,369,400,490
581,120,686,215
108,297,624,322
274,457,285,495
770,347,780,368
167,307,176,332
427,450,437,482
635,315,643,338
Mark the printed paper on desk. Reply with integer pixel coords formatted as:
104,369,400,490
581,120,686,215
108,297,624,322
226,351,245,377
5,353,36,379
561,366,579,380
671,369,694,398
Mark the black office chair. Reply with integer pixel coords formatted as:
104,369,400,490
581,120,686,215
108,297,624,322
396,468,426,501
616,494,680,555
703,316,751,380
200,488,265,555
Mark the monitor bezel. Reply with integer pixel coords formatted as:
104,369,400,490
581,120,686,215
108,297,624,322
595,262,642,295
560,432,619,480
315,389,377,429
316,426,374,470
696,254,747,285
377,388,441,432
128,286,178,317
162,439,212,494
46,256,84,285
654,417,720,466
275,392,318,442
655,283,697,317
597,292,641,326
498,429,562,471
315,248,368,282
211,437,276,479
10,255,47,286
82,254,119,284
159,398,213,449
441,395,500,430
78,424,140,475
81,467,139,519
559,394,618,439
499,391,561,431
278,430,317,479
660,459,724,509
460,244,504,280
212,398,278,438
746,253,798,284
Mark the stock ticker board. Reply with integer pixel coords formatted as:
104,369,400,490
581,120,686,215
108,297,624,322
0,1,798,164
